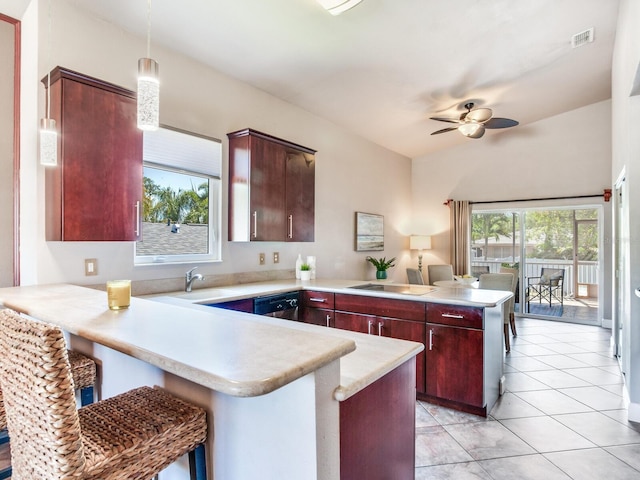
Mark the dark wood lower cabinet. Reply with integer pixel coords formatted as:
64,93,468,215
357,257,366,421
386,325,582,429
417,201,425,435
208,298,254,313
299,307,334,327
334,310,426,394
291,290,499,416
425,323,483,409
340,359,416,480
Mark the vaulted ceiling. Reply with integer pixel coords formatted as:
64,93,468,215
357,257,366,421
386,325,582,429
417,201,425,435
3,0,620,158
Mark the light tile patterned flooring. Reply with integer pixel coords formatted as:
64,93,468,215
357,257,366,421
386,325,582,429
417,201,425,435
415,317,640,480
1,318,636,479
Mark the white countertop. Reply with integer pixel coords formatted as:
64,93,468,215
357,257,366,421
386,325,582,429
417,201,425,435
155,278,512,308
0,280,509,402
0,283,428,401
0,284,359,398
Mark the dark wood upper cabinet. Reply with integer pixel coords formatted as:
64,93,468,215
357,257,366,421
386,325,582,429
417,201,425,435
43,67,142,241
227,128,315,242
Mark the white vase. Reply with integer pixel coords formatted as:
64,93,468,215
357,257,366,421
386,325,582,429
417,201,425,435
300,270,311,281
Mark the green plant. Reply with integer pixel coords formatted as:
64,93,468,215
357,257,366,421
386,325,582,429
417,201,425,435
366,256,396,271
300,263,311,271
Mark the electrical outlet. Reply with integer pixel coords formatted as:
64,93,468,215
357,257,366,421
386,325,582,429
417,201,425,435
273,252,279,264
259,253,265,265
84,258,98,276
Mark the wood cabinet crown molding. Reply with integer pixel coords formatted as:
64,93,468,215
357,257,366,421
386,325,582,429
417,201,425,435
42,66,136,100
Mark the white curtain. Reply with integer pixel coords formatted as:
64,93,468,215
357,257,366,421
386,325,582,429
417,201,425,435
449,200,471,276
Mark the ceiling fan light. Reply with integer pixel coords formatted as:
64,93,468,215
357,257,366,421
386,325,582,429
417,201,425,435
316,0,363,15
466,107,492,123
458,122,481,137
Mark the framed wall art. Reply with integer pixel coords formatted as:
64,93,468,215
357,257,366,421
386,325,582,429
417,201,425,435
355,212,384,251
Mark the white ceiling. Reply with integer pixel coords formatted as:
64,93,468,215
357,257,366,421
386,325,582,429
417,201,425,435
3,0,620,158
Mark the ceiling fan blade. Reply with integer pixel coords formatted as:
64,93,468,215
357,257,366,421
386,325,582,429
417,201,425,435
429,117,461,124
484,118,519,129
430,127,458,135
468,125,486,139
466,108,493,123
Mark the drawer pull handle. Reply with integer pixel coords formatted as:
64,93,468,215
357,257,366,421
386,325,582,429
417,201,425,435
368,320,373,335
309,298,327,303
378,321,383,336
442,313,464,319
326,314,331,327
429,329,434,350
252,211,258,238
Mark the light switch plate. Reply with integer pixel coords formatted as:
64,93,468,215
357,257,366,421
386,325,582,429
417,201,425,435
259,253,265,265
85,258,98,276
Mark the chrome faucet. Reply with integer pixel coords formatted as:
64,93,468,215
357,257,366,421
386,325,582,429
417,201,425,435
185,267,204,292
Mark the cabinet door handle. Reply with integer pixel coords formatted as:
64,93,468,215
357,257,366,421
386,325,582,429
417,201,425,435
378,321,383,336
368,320,373,335
252,211,257,238
288,214,293,239
134,201,140,237
429,329,434,350
326,314,331,327
442,313,464,319
309,298,327,303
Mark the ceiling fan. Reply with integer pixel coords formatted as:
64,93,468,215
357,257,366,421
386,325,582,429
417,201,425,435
430,102,519,139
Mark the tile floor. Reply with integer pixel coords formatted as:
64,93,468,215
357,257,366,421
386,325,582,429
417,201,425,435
1,317,637,479
415,317,640,480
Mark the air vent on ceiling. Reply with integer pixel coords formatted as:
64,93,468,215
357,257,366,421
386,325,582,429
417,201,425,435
572,27,595,48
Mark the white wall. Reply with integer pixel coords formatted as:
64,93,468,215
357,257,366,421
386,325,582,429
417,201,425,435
412,100,613,320
19,0,413,288
611,0,640,421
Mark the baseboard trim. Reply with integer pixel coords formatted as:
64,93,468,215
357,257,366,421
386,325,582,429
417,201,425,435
628,401,640,423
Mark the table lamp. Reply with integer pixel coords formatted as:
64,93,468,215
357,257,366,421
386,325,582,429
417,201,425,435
410,235,432,273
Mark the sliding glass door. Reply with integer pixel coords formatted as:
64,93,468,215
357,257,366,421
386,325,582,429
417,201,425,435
471,206,601,324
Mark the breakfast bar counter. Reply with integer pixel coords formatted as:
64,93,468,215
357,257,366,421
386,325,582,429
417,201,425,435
0,283,425,480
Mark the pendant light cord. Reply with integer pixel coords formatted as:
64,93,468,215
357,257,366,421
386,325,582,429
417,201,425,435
146,0,152,58
46,0,53,119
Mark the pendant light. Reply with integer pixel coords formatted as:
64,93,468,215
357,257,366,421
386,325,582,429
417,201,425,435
39,0,57,166
316,0,363,15
137,0,159,131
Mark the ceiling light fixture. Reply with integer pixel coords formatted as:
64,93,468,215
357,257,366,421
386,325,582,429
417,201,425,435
458,122,482,137
137,0,159,131
316,0,363,15
39,0,57,166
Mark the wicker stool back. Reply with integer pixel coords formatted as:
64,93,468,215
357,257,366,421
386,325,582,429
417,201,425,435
0,309,208,480
0,323,97,479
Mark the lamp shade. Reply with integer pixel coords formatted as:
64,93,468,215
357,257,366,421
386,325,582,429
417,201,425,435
410,235,431,250
137,58,159,131
316,0,362,15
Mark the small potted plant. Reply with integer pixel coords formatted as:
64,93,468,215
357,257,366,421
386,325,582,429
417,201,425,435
366,256,396,280
300,263,312,281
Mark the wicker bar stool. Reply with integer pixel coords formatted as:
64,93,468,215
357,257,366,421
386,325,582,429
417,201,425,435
0,309,208,480
0,340,97,479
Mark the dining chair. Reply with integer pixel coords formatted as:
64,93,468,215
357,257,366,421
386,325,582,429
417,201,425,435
471,265,490,278
499,266,519,336
427,264,454,285
0,309,208,480
406,268,425,285
526,267,565,311
478,273,515,353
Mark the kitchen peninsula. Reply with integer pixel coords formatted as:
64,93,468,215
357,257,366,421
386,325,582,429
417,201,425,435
0,280,510,480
